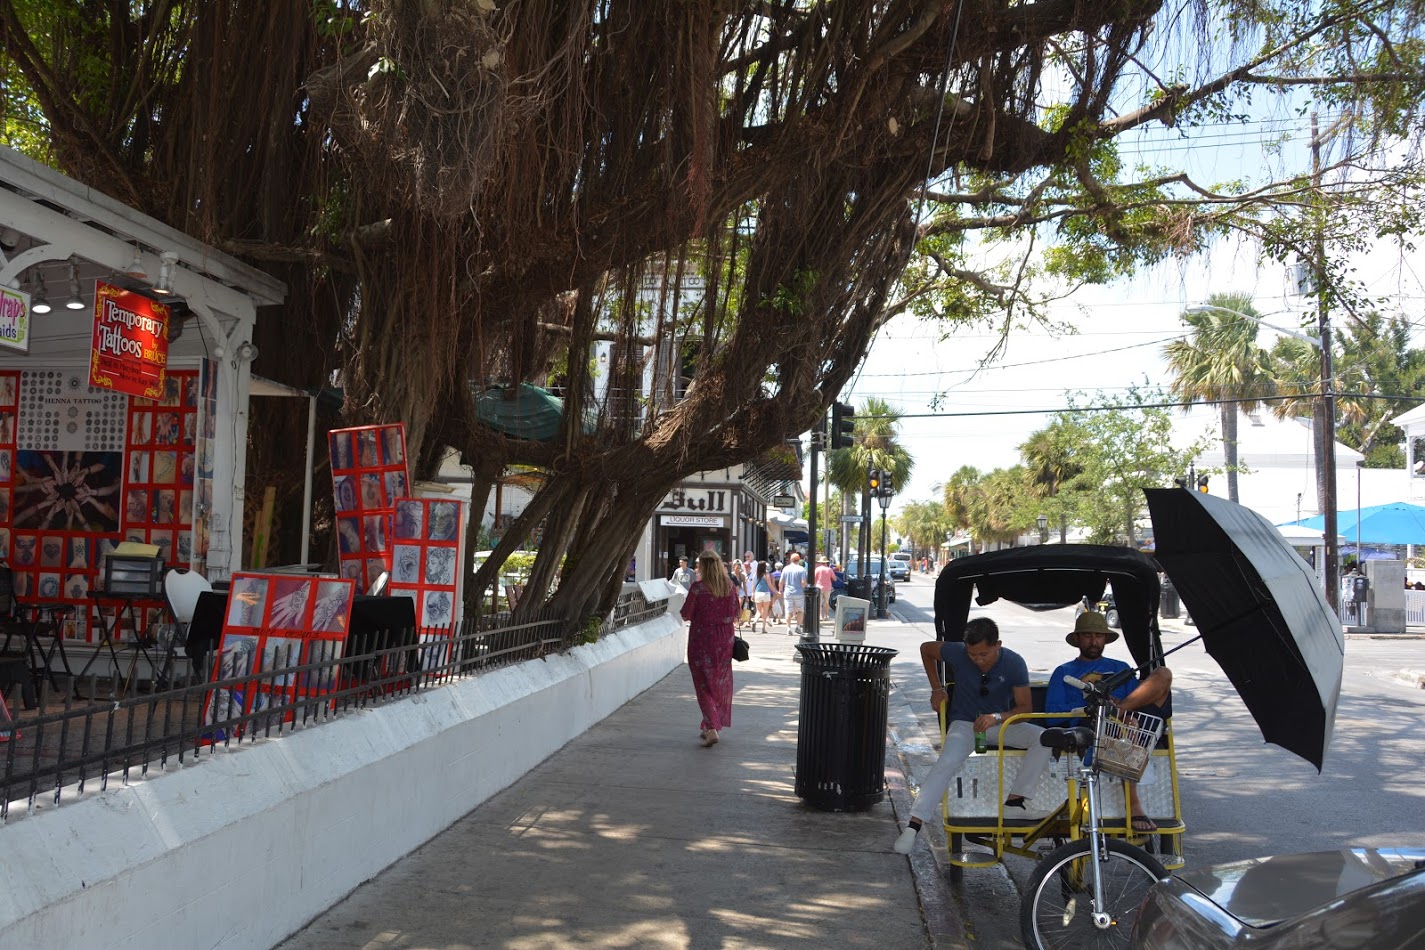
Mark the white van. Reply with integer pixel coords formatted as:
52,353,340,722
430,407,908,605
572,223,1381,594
889,551,912,580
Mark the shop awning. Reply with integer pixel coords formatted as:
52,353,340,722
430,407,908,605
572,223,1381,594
769,511,808,543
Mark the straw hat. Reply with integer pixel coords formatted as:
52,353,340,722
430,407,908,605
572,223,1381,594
1067,610,1118,645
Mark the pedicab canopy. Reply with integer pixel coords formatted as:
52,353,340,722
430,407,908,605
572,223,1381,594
934,544,1165,669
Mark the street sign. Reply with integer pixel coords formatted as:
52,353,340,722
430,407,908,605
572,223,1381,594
840,515,865,524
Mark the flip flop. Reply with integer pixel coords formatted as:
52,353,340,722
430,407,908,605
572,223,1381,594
1131,815,1158,833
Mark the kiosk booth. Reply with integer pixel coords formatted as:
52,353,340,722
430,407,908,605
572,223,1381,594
0,146,286,648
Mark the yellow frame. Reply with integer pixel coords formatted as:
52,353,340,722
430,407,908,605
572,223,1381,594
936,702,1187,870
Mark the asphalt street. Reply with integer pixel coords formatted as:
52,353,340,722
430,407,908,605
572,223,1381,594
877,570,1425,949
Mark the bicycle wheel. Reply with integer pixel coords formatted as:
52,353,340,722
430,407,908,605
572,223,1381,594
1020,837,1165,950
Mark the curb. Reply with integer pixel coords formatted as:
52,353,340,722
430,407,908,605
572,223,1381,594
886,696,974,950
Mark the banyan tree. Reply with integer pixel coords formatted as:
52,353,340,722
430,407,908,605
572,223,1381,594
4,0,1424,629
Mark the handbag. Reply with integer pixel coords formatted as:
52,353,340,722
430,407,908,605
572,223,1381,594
733,636,750,662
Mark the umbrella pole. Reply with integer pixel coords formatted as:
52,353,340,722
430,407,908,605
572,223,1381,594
1129,634,1205,679
1157,635,1203,663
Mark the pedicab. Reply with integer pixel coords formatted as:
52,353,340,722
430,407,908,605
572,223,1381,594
930,488,1346,950
931,543,1187,875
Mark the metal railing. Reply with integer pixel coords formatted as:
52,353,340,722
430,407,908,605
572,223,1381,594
2,592,670,821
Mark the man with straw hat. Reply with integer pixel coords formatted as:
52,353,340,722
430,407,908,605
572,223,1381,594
1045,610,1174,832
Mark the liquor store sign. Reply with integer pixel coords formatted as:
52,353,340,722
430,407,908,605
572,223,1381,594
90,280,169,399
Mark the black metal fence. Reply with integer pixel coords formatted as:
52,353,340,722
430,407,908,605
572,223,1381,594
1,589,670,822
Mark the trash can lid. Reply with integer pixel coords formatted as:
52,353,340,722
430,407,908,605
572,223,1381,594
794,643,898,667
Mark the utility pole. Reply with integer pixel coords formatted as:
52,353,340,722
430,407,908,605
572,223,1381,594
804,422,821,642
1312,111,1340,612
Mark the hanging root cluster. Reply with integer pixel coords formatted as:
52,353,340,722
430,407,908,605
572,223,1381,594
317,0,511,218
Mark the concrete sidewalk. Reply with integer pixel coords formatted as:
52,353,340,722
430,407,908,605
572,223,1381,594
278,623,941,950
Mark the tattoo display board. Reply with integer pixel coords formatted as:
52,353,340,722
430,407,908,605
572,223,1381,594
329,423,409,592
388,497,466,665
201,572,356,738
0,367,197,643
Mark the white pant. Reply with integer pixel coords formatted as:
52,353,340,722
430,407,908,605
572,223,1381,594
909,718,1055,825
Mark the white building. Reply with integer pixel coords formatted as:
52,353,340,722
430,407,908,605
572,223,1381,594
1168,405,1401,525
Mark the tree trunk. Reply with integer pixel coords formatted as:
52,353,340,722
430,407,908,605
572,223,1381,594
1222,405,1240,503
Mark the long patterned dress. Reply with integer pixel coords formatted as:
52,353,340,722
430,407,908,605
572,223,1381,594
680,580,740,732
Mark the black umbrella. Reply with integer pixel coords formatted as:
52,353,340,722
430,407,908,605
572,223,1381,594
1145,487,1344,771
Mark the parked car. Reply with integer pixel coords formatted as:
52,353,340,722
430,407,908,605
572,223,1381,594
1131,847,1425,948
843,557,896,604
888,552,912,581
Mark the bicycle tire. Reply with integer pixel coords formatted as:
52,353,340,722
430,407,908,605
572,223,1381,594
1020,837,1165,950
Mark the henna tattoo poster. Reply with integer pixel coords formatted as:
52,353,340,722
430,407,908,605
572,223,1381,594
0,367,198,644
388,497,466,667
329,423,408,591
201,572,356,738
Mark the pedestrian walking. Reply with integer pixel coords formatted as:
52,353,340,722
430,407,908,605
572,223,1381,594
729,558,748,628
741,551,758,628
670,556,694,589
770,561,785,623
753,560,774,631
781,553,808,633
814,555,836,620
680,551,740,747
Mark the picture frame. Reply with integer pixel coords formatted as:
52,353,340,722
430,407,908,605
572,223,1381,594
834,596,870,643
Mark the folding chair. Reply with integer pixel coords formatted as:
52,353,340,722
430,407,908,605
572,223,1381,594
164,568,213,688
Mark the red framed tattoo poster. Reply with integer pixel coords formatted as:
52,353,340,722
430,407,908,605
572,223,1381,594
201,572,355,739
389,497,466,665
329,423,409,591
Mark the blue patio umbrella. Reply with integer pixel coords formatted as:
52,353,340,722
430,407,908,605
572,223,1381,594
1288,501,1425,546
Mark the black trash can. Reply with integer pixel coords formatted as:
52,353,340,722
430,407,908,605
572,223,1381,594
1160,577,1180,619
794,642,898,812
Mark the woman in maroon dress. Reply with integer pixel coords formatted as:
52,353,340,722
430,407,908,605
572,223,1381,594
680,550,741,747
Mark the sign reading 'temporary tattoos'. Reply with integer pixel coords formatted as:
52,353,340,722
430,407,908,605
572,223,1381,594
89,280,169,399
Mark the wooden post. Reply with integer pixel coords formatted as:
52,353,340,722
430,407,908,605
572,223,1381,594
251,486,277,568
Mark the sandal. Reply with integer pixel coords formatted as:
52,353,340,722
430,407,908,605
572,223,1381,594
1131,815,1158,833
700,729,720,747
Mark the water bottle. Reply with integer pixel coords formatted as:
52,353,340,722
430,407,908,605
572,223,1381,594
974,730,987,754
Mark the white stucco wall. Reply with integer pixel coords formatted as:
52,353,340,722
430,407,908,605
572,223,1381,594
0,610,685,950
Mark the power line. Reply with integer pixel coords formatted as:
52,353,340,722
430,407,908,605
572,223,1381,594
886,390,1423,419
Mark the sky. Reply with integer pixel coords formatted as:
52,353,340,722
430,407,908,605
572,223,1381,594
798,72,1425,520
832,238,1425,516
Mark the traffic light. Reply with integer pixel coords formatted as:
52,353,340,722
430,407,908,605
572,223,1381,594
1197,474,1209,494
867,468,882,492
880,472,895,497
830,401,855,449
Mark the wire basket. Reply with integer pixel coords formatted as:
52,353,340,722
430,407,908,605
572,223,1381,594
1094,707,1165,781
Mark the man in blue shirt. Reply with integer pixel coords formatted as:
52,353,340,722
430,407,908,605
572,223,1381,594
1045,611,1172,831
780,553,808,632
894,617,1054,854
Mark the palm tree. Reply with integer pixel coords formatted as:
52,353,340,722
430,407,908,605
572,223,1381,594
1274,312,1425,466
893,500,952,559
1020,419,1083,542
1163,293,1278,503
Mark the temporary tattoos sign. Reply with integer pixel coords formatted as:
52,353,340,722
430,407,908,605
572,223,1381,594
201,572,356,738
329,423,409,591
0,286,31,354
90,280,169,399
